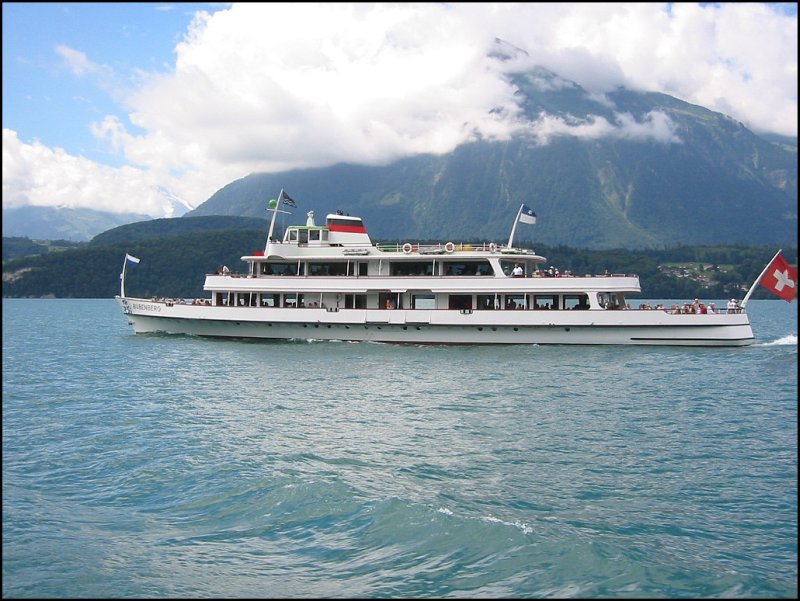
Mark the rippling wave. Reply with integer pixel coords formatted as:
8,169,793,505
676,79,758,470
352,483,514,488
757,334,797,346
3,299,797,598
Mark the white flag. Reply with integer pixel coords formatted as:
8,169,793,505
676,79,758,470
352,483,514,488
518,204,537,225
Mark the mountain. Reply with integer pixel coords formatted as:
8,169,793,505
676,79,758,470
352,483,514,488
187,67,797,250
1,187,194,241
1,206,153,242
88,215,269,246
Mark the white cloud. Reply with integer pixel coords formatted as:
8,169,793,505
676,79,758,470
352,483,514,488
55,45,101,76
2,129,181,217
528,110,682,145
3,3,796,217
123,4,525,172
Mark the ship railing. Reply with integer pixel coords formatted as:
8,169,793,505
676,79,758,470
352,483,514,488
376,242,503,253
208,270,642,279
145,297,744,315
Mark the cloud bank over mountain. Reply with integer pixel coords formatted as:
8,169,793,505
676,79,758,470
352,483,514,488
3,3,796,218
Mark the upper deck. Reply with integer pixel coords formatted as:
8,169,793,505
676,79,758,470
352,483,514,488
232,205,642,296
253,210,547,264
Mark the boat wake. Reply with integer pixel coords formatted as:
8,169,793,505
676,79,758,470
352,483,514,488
757,334,797,346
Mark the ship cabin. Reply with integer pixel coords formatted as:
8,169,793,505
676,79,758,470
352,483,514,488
278,211,372,248
205,208,637,314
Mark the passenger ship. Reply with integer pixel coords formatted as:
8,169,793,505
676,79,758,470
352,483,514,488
117,193,755,346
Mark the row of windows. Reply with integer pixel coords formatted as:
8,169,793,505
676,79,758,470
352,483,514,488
259,262,367,276
255,260,526,277
286,229,330,243
215,291,593,311
216,291,368,309
448,294,591,311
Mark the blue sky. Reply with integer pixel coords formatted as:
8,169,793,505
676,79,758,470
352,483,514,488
2,3,797,218
3,2,215,166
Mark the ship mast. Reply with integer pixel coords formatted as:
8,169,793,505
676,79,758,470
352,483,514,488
507,204,524,248
264,189,291,255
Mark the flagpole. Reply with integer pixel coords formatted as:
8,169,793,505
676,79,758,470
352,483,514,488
120,256,128,298
740,249,782,308
265,188,285,255
507,204,523,248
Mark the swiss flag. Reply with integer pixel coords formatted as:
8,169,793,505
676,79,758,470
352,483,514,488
760,252,797,302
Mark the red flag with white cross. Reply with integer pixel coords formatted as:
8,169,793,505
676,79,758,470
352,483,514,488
759,251,797,302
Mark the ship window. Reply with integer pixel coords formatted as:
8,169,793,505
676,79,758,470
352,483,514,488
321,230,329,241
346,261,369,276
328,217,364,228
344,294,367,309
412,294,435,309
260,293,279,307
391,261,433,276
265,263,298,276
504,294,526,310
477,294,498,310
500,260,531,276
564,294,590,310
448,295,472,310
379,292,403,309
287,229,298,242
444,261,493,276
309,262,347,276
298,229,309,245
283,293,305,308
598,293,624,310
533,294,559,310
237,292,252,306
309,229,321,241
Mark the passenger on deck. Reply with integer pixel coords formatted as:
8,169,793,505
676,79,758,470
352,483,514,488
512,264,524,277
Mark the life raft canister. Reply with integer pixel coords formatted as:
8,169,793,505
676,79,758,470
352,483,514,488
444,242,455,253
402,243,413,254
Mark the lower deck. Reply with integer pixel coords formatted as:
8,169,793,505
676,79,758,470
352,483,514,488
118,297,755,346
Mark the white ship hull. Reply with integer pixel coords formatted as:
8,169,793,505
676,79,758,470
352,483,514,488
117,297,754,346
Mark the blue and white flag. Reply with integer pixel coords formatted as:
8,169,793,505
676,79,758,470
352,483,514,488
518,204,537,225
125,253,141,265
279,190,297,207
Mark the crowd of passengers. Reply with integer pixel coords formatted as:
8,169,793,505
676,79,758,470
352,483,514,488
510,265,572,277
636,298,741,313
